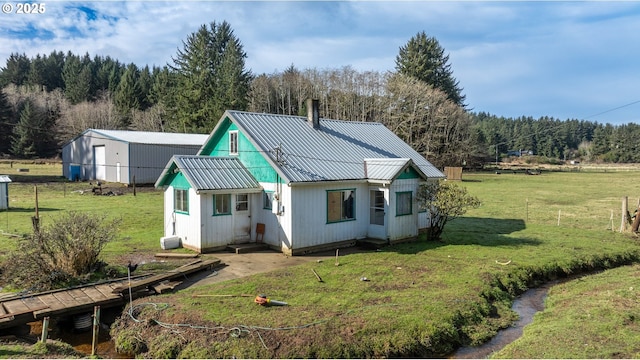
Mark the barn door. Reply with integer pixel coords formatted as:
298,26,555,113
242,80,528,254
93,145,106,181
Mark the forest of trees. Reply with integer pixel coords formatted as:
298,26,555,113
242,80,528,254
1,23,638,167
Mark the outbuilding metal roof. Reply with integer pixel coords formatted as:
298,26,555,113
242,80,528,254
225,110,445,183
157,155,262,192
85,129,208,146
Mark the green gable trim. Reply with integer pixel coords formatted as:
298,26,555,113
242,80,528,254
171,171,191,190
200,119,282,184
397,166,420,179
199,118,231,156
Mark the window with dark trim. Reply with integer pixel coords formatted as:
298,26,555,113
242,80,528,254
327,189,355,223
174,188,188,213
214,194,231,215
396,191,412,216
229,131,238,155
263,191,273,210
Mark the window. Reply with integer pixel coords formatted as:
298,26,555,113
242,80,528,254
214,194,231,215
229,131,238,155
236,194,248,211
327,189,355,223
174,188,188,213
396,191,412,216
263,191,273,210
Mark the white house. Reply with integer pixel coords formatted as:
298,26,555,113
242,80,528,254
62,129,209,184
155,100,445,255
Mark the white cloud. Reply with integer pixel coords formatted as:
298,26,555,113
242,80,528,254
2,1,640,124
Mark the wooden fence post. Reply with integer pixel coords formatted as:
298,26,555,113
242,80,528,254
620,196,628,233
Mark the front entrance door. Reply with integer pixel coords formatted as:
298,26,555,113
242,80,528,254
233,194,251,243
368,189,387,240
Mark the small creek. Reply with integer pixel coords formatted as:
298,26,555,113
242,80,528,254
451,282,554,359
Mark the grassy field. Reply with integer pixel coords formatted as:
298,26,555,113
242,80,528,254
0,161,163,263
111,170,640,358
1,163,640,358
493,264,640,358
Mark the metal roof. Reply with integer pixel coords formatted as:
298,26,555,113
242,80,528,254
226,110,445,183
0,175,11,183
364,158,422,181
88,129,208,146
165,156,261,192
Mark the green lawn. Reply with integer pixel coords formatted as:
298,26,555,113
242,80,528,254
2,165,640,358
0,162,164,262
493,264,640,359
111,170,640,358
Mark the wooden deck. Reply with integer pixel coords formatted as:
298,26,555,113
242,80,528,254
0,258,220,330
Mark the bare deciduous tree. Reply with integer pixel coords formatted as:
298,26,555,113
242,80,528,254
384,73,472,168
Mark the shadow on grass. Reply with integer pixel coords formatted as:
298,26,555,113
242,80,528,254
386,217,539,255
1,207,60,213
5,175,67,183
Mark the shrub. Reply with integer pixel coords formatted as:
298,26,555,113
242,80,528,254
0,211,121,291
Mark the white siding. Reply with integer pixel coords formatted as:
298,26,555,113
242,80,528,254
250,182,289,251
0,183,8,210
387,179,420,241
163,186,202,252
289,182,369,251
200,193,234,251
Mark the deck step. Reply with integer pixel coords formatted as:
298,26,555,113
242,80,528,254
227,243,269,254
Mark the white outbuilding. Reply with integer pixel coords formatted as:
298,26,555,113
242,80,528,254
0,175,11,210
62,129,208,185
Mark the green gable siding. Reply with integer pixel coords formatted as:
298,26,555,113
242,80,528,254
170,172,191,189
200,120,280,184
397,167,420,179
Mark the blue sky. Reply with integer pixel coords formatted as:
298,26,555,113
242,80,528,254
2,1,640,125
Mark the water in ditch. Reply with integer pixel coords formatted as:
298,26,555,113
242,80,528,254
451,283,552,359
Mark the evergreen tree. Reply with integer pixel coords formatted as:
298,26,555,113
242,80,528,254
62,53,93,104
115,63,142,116
0,89,15,155
27,54,47,90
395,32,466,107
11,100,56,158
137,65,153,110
43,50,66,91
169,21,252,133
0,53,31,86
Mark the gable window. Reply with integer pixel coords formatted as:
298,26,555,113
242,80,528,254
327,189,355,223
174,188,188,213
214,194,231,215
236,194,248,211
263,191,273,210
396,191,412,216
229,131,238,155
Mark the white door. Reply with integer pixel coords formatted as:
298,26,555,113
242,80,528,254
93,146,106,181
233,194,251,243
368,189,387,240
116,162,121,183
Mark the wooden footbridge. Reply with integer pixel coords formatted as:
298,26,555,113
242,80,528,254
0,258,220,330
